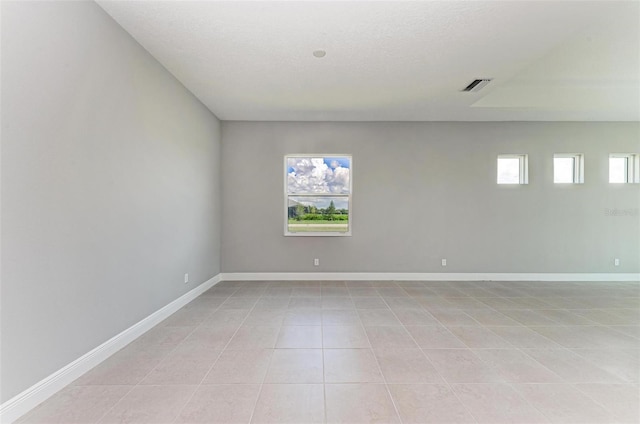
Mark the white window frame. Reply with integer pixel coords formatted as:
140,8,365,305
497,154,528,185
284,154,352,237
554,153,584,184
609,153,640,184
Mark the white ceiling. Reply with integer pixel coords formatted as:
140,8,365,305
97,1,640,121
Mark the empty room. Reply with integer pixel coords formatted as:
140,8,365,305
1,0,639,423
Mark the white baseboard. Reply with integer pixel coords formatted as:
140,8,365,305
0,274,222,424
221,272,640,282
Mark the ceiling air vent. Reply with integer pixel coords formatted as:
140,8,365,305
462,78,492,92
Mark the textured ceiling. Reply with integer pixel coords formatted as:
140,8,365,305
97,1,639,121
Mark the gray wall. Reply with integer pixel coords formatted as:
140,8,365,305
1,1,222,402
221,121,639,274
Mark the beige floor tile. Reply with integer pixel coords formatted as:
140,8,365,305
132,327,193,348
264,349,323,383
73,348,169,386
160,308,212,327
322,309,362,326
377,288,409,297
369,281,401,288
365,326,418,348
506,297,555,309
446,326,513,348
358,310,401,326
374,349,444,383
513,383,616,423
486,326,561,348
353,297,389,309
405,325,466,349
572,309,631,325
176,385,260,424
453,383,550,423
393,309,439,325
291,288,322,297
609,309,640,323
182,297,225,310
429,287,467,297
325,384,400,423
140,343,220,385
288,297,322,309
200,309,249,327
574,383,640,423
324,349,384,383
282,309,322,325
322,296,355,309
17,385,130,424
345,281,375,288
251,384,324,423
203,349,273,384
477,297,522,310
532,325,640,349
401,287,437,297
322,287,350,297
536,309,596,325
385,297,423,309
202,286,237,297
416,297,457,310
569,348,640,383
226,326,280,349
181,326,237,350
262,287,293,297
444,297,492,310
323,325,370,348
389,384,475,423
609,325,640,339
219,297,258,310
423,349,504,383
472,348,562,383
348,287,379,296
321,281,347,288
500,310,558,326
522,348,623,383
254,297,290,309
25,281,640,424
243,309,285,326
464,309,522,326
429,310,479,326
231,287,266,297
98,385,196,424
276,325,322,348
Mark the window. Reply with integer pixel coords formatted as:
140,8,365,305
497,154,528,184
285,155,352,236
609,154,639,183
554,154,584,184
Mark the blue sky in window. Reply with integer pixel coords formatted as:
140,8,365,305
287,156,351,194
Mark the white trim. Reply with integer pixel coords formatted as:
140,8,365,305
0,274,222,424
221,272,639,282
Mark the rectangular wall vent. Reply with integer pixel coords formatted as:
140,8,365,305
462,79,492,92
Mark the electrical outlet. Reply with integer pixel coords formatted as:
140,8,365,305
614,258,620,266
314,258,320,266
184,273,189,284
441,259,447,267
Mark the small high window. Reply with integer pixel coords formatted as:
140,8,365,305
554,154,584,184
609,154,639,184
497,154,528,184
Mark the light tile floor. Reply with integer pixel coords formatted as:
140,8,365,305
17,280,640,423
